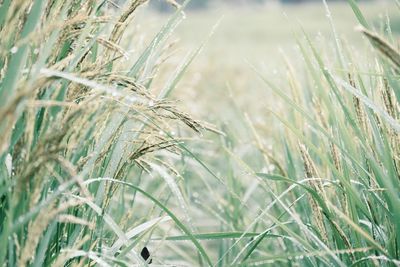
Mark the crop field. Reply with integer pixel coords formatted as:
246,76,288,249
0,0,399,266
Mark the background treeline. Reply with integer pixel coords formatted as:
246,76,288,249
150,0,265,12
149,0,355,12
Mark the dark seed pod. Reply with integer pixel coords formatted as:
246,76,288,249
140,246,152,264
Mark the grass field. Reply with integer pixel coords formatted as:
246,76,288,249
144,2,398,120
0,0,400,266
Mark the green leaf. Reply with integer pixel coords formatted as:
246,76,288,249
347,0,369,28
84,178,213,267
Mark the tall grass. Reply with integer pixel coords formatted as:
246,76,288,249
1,0,399,266
0,0,213,266
218,3,400,266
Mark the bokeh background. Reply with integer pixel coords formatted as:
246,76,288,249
130,0,397,135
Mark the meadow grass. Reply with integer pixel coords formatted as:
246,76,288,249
0,0,400,266
195,2,400,266
0,0,212,266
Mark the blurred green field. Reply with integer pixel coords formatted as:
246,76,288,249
139,2,397,122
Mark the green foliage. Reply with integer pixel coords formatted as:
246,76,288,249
0,0,399,266
230,3,400,265
0,0,209,266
